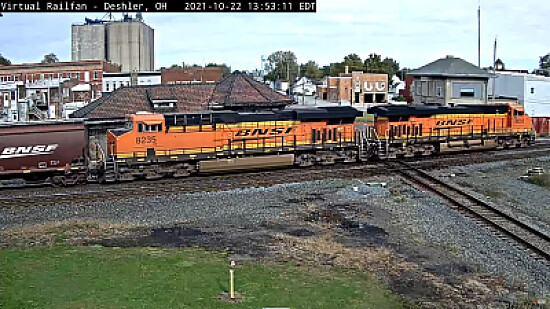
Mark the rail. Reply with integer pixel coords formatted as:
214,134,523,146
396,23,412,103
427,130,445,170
389,160,550,262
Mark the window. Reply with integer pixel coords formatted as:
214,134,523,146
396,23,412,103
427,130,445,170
137,123,162,133
67,72,72,78
94,71,99,80
436,87,443,98
531,87,535,94
14,75,19,81
105,83,110,92
452,82,482,99
421,81,428,96
76,72,81,80
7,76,12,81
0,76,4,82
416,82,421,95
49,73,54,80
513,110,525,116
40,74,44,80
428,81,434,96
460,88,475,97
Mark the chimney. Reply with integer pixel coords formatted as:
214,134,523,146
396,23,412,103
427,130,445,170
345,66,349,74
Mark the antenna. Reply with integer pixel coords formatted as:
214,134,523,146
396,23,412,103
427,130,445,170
477,0,481,67
492,35,497,104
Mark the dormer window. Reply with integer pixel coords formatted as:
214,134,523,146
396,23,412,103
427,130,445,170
152,99,177,110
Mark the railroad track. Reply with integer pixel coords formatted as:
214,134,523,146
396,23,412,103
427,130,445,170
390,160,550,262
1,142,549,208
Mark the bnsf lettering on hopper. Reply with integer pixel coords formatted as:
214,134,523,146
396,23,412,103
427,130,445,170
0,144,59,159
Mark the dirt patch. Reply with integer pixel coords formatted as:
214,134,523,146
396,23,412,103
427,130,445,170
0,221,141,247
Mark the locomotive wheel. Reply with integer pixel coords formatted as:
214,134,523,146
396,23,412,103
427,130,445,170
320,155,335,165
404,146,415,158
174,163,196,178
343,150,358,163
295,153,314,167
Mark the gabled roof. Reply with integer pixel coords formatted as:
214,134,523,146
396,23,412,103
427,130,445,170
210,72,293,109
408,55,494,78
71,72,294,119
70,84,215,119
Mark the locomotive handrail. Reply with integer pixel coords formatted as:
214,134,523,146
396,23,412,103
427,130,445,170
97,142,107,170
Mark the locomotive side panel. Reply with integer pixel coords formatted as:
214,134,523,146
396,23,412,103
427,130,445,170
0,123,87,178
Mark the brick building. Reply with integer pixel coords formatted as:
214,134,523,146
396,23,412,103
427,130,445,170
317,72,388,105
0,60,120,121
161,67,224,85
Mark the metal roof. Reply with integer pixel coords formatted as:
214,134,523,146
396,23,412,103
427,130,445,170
408,56,494,78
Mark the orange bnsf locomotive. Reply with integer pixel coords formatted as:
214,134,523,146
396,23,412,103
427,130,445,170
104,107,361,182
368,104,534,159
0,103,536,186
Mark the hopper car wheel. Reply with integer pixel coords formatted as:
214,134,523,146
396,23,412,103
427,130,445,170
51,175,66,187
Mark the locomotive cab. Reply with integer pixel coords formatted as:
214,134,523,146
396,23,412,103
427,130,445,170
107,113,165,158
508,105,530,131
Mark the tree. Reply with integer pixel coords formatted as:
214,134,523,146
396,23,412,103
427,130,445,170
540,53,550,70
299,60,323,81
264,51,299,83
169,64,183,69
325,53,365,77
41,53,59,63
0,53,11,65
206,63,232,77
364,53,400,85
343,53,363,73
328,62,345,76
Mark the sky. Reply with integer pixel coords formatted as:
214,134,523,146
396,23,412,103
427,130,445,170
0,0,548,72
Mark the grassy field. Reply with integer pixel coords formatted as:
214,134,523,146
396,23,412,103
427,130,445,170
1,245,410,309
526,174,550,190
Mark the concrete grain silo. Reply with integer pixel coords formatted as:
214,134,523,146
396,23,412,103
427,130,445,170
71,21,107,62
71,15,155,72
106,20,154,72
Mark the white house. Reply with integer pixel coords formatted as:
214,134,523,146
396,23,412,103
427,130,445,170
292,77,317,96
488,72,550,117
102,71,162,93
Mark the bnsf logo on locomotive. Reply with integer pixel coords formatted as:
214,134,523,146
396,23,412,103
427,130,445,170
235,127,294,137
436,119,474,126
0,144,59,159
